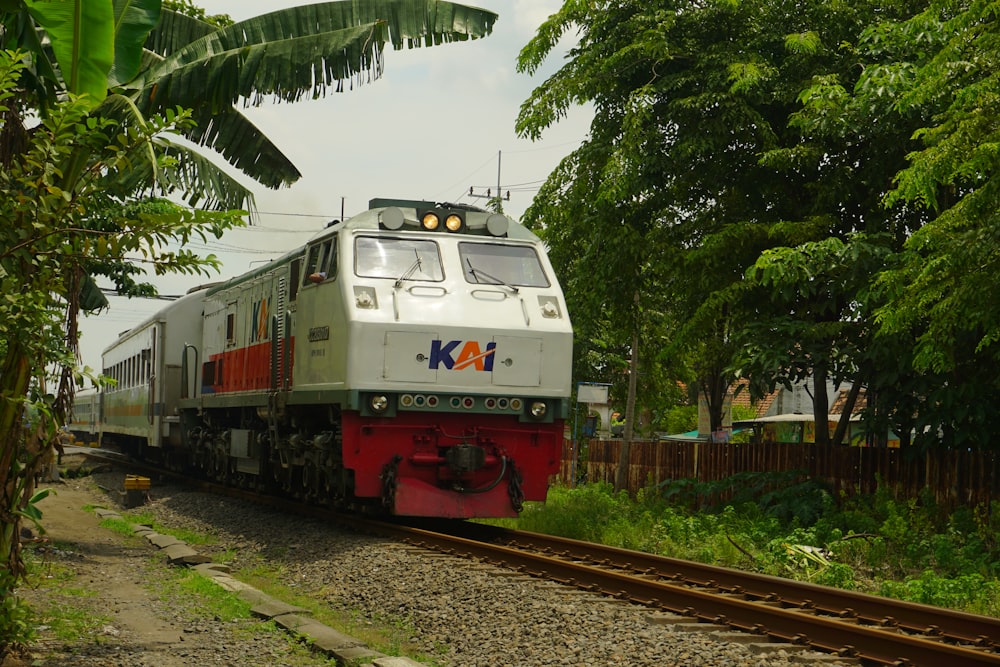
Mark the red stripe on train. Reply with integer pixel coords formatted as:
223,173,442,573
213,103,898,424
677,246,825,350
204,337,295,393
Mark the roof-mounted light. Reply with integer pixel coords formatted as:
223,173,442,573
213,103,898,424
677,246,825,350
421,211,440,231
418,208,465,233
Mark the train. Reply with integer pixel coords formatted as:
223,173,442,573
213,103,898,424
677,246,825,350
70,199,573,518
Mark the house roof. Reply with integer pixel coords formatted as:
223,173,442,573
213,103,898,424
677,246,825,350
830,388,868,416
733,412,860,427
729,379,779,418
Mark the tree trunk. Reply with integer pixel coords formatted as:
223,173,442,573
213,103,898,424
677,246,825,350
831,381,862,446
0,346,32,581
812,365,831,446
614,323,640,493
702,370,727,435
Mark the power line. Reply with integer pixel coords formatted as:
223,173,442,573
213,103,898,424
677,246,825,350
431,153,501,201
98,288,182,300
504,138,584,154
253,211,334,219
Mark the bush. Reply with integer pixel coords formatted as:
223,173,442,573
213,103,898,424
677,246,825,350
0,573,36,658
880,570,1000,616
518,482,632,542
514,478,1000,618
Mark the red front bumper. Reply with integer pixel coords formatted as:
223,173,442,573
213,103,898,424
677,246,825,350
341,411,562,518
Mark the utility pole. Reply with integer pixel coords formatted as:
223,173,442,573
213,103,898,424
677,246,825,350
468,150,510,212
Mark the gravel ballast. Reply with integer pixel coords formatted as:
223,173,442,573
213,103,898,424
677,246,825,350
79,471,854,667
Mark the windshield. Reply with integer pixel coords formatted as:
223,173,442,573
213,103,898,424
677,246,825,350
459,242,550,288
355,237,444,282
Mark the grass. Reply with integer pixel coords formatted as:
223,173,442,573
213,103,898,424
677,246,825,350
22,550,108,643
486,477,1000,619
236,560,436,664
86,505,216,546
21,535,339,666
72,510,428,665
159,566,253,622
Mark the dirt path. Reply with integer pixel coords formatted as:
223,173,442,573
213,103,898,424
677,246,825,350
13,469,196,666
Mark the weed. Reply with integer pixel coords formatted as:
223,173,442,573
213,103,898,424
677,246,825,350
20,551,106,643
236,562,429,661
87,506,216,547
507,480,1000,618
0,573,36,649
160,567,252,622
880,571,1000,616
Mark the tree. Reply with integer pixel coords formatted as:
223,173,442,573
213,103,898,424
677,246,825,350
0,49,243,656
516,0,935,450
2,0,499,208
737,235,895,445
517,4,692,490
520,145,679,490
844,0,1000,449
870,0,1000,368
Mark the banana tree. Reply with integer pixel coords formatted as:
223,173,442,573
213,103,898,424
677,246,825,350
2,0,498,208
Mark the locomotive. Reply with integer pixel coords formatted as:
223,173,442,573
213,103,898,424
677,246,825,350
71,199,573,518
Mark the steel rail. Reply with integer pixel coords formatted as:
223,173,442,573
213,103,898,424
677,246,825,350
448,523,1000,650
375,522,1000,667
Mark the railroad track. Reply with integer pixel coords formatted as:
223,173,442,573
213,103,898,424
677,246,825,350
372,521,1000,667
79,447,1000,666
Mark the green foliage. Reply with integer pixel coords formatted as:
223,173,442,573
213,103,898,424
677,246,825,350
23,0,115,103
656,471,832,526
161,0,232,29
0,47,245,655
518,0,1000,450
515,0,933,440
134,1,498,193
16,488,50,534
5,1,499,207
518,479,1000,617
662,405,697,434
880,571,1000,617
0,572,36,652
516,483,635,543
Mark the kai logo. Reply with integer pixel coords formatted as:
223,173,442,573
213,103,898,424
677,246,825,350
251,297,269,342
429,340,496,371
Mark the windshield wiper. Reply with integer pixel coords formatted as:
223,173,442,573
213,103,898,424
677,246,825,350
466,258,518,294
395,250,422,288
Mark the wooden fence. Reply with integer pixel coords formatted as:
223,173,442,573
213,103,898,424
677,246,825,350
558,439,1000,508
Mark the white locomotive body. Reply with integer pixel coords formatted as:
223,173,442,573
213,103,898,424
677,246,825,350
77,200,573,518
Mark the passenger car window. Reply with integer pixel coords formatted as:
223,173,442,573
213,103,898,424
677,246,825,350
459,242,550,288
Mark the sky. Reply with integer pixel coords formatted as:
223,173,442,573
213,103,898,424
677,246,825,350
77,0,593,372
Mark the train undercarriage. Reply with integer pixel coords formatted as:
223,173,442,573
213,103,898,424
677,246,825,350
178,404,362,509
158,401,542,518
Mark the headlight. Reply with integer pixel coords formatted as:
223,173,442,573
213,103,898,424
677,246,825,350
530,401,547,418
421,212,440,230
370,394,389,413
445,213,464,232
